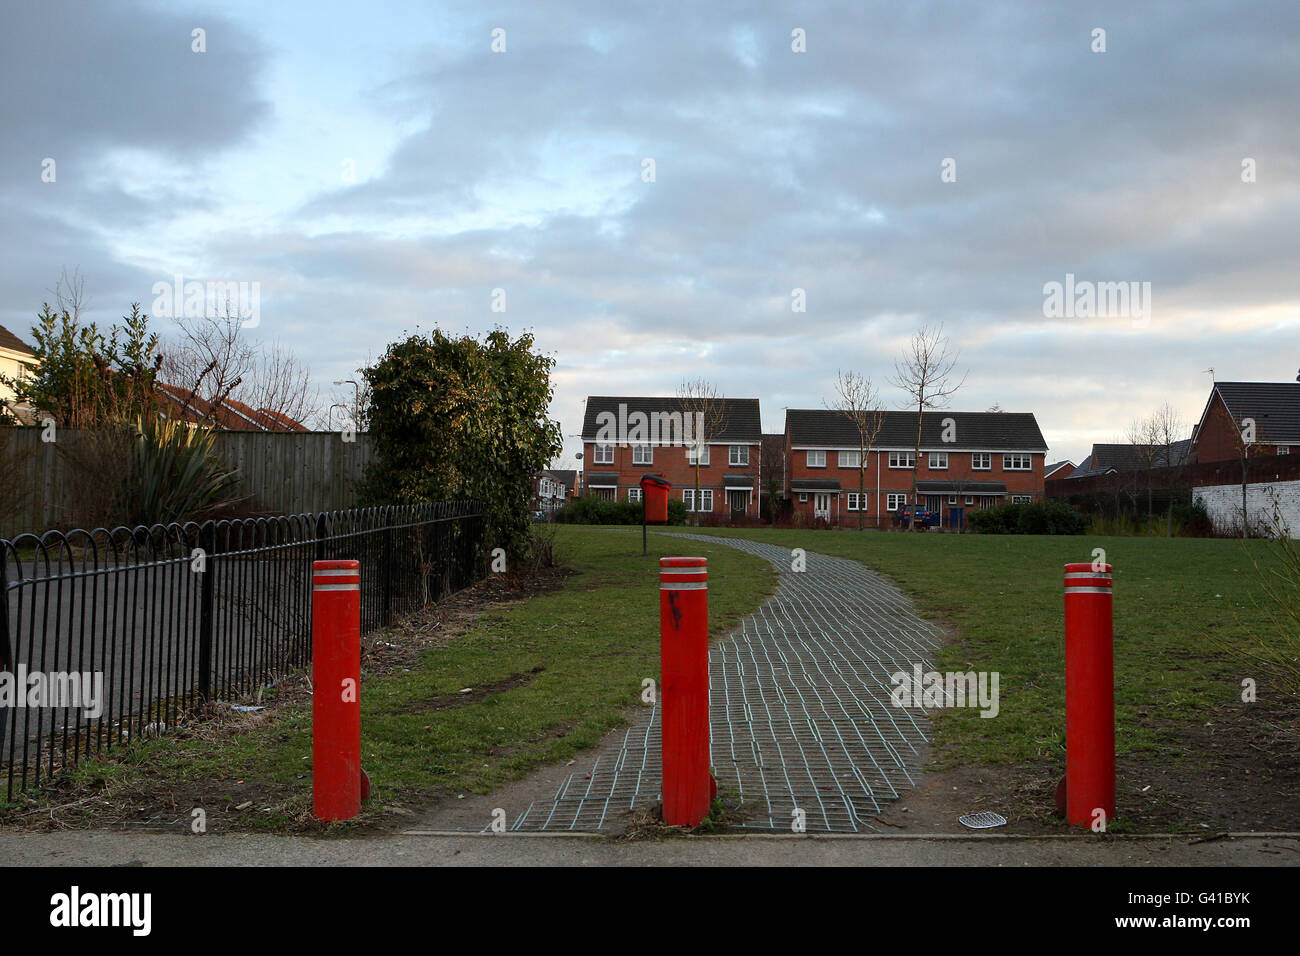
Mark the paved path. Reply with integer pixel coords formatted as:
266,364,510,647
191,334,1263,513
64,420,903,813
504,534,942,833
3,829,1295,867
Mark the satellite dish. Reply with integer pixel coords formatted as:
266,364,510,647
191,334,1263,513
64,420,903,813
575,451,583,460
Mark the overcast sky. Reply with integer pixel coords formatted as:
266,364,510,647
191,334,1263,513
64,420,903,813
2,0,1298,465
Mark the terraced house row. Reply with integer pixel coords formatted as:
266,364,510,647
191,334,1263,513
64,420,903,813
580,395,1049,527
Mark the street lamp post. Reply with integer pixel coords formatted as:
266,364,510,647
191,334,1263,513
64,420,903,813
333,379,361,430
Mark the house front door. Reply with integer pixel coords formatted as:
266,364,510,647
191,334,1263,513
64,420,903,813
729,490,746,518
813,493,831,520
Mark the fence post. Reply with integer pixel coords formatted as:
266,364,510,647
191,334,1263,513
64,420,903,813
312,559,362,821
381,507,395,626
0,554,10,796
1063,561,1115,829
315,512,327,563
197,522,216,702
659,556,714,827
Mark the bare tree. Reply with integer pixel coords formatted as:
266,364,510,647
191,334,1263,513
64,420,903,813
828,370,886,530
1150,402,1188,536
1126,415,1162,520
1225,412,1262,538
890,324,967,523
759,436,786,527
161,301,319,428
676,378,729,525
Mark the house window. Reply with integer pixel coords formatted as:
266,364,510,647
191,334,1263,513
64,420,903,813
965,496,974,505
682,488,713,512
846,492,859,511
686,443,710,465
597,488,615,500
888,452,915,469
838,450,862,468
948,496,957,505
1003,454,1031,471
594,444,614,465
628,488,642,503
633,444,653,465
929,452,948,470
798,493,808,503
807,450,826,468
729,445,749,466
972,453,991,470
1280,446,1291,455
886,493,907,511
1011,495,1032,504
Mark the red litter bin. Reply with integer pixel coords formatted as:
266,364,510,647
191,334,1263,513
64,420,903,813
640,474,671,524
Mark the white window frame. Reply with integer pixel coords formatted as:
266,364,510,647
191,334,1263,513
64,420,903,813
846,492,860,511
1011,494,1032,504
729,445,749,466
948,495,957,505
628,488,642,503
682,488,714,512
886,493,907,512
1003,453,1031,471
965,496,974,506
1280,446,1291,455
928,452,948,470
633,444,653,465
798,493,808,503
838,450,862,469
807,450,826,468
972,452,991,470
594,443,614,465
686,443,710,465
888,452,915,469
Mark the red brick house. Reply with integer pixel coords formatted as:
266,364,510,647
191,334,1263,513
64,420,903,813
784,409,1049,528
1190,381,1300,463
580,396,763,519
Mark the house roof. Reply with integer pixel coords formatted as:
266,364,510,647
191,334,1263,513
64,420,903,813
785,409,1048,451
1068,439,1192,478
581,396,761,443
1195,381,1300,446
916,480,1008,494
155,382,308,432
0,324,34,356
791,478,842,492
544,469,576,490
1044,460,1074,478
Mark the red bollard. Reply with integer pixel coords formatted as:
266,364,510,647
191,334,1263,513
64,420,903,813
659,557,712,827
312,560,361,821
1063,561,1115,828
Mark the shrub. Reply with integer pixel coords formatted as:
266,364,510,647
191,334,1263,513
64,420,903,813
554,493,686,526
968,500,1086,535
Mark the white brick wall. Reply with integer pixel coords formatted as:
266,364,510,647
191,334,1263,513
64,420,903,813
1193,479,1300,537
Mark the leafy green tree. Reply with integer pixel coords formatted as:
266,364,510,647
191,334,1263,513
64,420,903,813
0,302,160,427
360,329,562,558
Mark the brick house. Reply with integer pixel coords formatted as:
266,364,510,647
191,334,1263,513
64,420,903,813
1045,460,1075,480
532,471,568,516
1190,381,1300,463
784,409,1049,528
580,396,763,519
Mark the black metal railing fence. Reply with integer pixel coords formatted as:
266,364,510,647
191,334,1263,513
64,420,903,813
0,501,486,800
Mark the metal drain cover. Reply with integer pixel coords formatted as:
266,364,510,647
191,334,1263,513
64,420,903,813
958,811,1007,829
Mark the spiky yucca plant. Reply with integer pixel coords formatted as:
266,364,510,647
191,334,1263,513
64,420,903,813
121,416,242,526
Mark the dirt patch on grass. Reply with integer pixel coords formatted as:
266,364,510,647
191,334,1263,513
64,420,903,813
877,696,1300,834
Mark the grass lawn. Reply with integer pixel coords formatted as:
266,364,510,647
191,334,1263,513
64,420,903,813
666,527,1291,769
5,525,775,829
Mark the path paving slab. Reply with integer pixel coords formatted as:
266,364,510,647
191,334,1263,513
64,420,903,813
506,534,942,833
